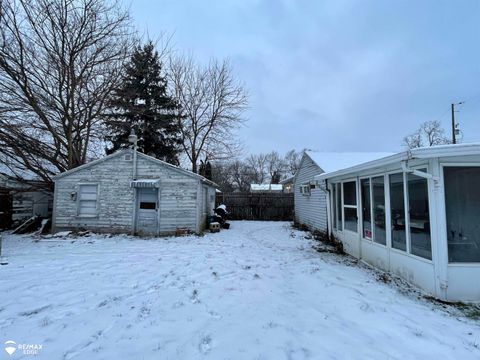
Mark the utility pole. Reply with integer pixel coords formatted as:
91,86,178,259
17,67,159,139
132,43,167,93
451,103,456,144
451,101,464,144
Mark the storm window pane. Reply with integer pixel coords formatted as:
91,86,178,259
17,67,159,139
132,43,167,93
445,167,480,263
336,183,342,231
390,173,406,251
343,181,357,206
344,207,358,232
372,176,386,245
332,185,337,230
361,178,372,239
408,172,431,260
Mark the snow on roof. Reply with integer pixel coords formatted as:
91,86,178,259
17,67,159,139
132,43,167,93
250,184,283,191
279,175,294,184
316,142,480,181
305,151,395,174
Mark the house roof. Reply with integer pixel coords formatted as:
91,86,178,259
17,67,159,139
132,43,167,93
315,142,480,181
305,150,394,174
53,149,218,188
279,175,294,185
250,184,283,191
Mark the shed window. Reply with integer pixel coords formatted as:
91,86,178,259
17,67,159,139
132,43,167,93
445,166,480,262
78,184,98,216
139,202,156,210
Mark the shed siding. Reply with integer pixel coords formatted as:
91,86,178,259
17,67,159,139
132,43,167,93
53,150,215,235
294,155,328,232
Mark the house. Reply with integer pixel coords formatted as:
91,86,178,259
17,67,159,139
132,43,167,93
279,176,294,193
52,149,218,236
315,143,480,301
293,151,392,232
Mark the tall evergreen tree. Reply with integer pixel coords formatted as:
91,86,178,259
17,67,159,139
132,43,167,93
106,41,181,164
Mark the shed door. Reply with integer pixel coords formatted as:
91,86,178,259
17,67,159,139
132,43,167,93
136,188,158,235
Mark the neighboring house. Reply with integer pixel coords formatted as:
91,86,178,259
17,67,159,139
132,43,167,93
316,143,480,301
0,166,53,227
293,151,392,232
52,149,218,236
280,176,294,193
250,184,283,192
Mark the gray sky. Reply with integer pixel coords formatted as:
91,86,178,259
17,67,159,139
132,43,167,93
128,0,480,155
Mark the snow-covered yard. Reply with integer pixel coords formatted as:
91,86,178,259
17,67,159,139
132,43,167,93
0,221,479,359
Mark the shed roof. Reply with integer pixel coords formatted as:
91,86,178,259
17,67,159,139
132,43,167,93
53,149,218,188
315,142,480,181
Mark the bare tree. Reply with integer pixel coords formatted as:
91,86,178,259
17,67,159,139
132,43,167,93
246,153,268,184
0,0,134,189
403,120,450,150
169,56,248,173
265,151,285,184
284,149,302,176
228,160,253,192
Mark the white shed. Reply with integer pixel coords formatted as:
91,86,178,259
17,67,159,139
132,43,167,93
52,149,217,236
316,143,480,301
293,151,392,232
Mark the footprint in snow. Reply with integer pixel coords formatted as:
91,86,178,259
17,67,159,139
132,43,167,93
199,335,212,354
191,289,200,304
359,301,374,313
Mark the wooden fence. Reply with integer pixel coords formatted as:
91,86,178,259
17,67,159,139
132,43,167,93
216,193,294,221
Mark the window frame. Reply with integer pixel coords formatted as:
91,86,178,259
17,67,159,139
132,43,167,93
341,179,358,233
406,167,432,260
385,166,433,263
331,182,343,232
388,171,409,253
359,176,374,241
77,183,99,218
299,183,311,196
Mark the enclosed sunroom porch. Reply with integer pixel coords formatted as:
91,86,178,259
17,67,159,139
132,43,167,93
316,143,480,302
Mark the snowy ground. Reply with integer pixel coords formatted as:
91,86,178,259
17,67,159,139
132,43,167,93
0,221,479,360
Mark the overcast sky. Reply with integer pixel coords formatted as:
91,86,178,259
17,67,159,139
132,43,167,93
127,0,480,155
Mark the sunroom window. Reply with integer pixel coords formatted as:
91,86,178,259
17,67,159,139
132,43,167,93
389,173,406,251
336,183,342,231
361,178,372,239
372,176,386,245
444,166,480,262
343,181,357,232
408,171,431,260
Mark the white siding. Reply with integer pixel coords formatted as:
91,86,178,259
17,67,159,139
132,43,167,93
294,154,328,232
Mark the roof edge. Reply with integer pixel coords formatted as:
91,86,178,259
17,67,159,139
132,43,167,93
315,142,480,181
